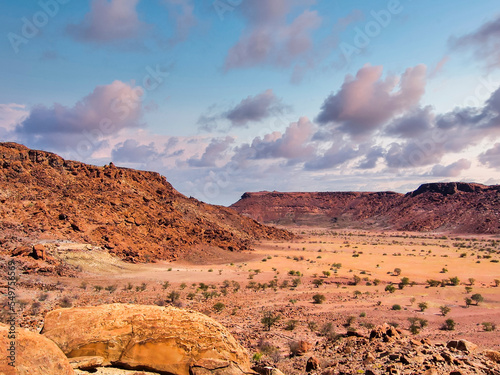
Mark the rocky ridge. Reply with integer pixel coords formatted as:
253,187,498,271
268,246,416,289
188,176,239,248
0,142,292,264
230,183,500,234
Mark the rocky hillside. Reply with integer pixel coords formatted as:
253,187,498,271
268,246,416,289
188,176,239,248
230,182,500,234
0,142,292,262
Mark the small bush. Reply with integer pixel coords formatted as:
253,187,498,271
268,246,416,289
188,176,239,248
440,306,451,316
408,317,427,334
385,284,396,293
418,302,428,312
319,322,340,342
307,321,318,332
59,296,72,308
392,304,402,311
285,319,298,331
261,311,281,331
252,352,263,362
442,319,455,331
105,285,117,293
168,290,180,303
313,294,326,304
471,293,484,305
213,302,225,312
482,322,496,331
312,279,324,287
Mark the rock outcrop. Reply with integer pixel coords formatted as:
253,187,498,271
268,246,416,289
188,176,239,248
313,324,500,375
41,304,253,375
231,182,500,234
0,142,292,263
0,323,74,375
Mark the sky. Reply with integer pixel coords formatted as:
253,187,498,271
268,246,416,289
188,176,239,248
1,0,500,205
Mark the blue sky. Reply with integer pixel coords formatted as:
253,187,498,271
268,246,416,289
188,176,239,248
1,0,500,205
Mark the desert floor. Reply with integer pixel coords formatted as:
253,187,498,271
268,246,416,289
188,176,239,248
9,228,500,373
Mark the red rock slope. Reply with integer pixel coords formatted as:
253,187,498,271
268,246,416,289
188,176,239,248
230,182,500,234
0,142,292,262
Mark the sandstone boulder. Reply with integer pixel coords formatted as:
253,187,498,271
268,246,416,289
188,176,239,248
446,340,477,353
306,356,320,372
0,323,74,375
485,350,500,363
41,304,252,375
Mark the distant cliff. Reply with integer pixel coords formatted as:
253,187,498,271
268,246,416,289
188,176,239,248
230,182,500,234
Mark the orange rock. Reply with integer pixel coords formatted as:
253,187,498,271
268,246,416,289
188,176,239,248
0,323,74,375
0,142,293,264
42,304,251,375
32,244,46,260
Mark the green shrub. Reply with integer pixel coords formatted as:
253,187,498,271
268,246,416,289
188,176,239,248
313,294,326,304
442,319,455,331
482,322,496,331
418,302,428,312
213,302,225,312
261,311,281,331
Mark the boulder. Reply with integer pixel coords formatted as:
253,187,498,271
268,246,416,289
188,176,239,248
68,356,104,370
32,244,46,260
0,323,74,375
484,350,500,363
306,356,320,372
446,339,477,353
293,340,311,356
41,304,251,375
11,246,32,257
190,358,251,375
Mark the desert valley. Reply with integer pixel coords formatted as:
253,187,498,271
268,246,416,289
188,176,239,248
3,2,500,373
1,143,499,375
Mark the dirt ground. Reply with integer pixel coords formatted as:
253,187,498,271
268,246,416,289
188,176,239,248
7,228,500,373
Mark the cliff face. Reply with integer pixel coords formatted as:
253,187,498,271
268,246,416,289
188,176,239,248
230,183,500,234
0,143,292,262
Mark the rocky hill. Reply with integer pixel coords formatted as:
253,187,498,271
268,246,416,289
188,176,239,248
230,183,500,234
0,142,292,263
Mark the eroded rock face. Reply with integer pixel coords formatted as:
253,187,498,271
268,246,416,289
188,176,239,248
0,323,74,375
0,142,293,263
41,304,252,375
230,182,500,234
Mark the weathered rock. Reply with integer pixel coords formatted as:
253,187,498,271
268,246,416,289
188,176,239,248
423,368,438,375
294,340,311,356
32,244,47,260
0,142,293,264
306,357,320,372
485,350,500,363
446,340,478,353
68,356,105,370
189,358,252,375
252,366,285,375
11,246,32,257
0,323,74,375
364,352,376,364
230,183,500,234
41,304,251,375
